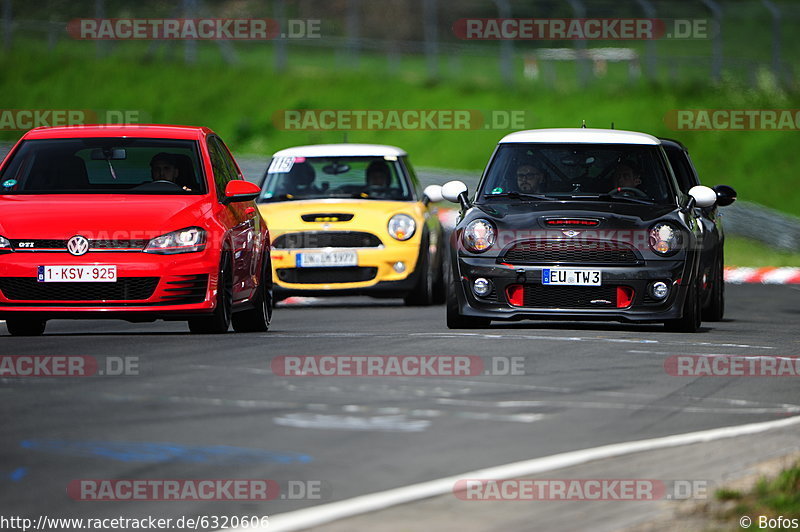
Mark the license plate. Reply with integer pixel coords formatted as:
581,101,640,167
37,265,117,283
542,268,601,286
296,251,357,268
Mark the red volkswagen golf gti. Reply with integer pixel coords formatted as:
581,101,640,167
0,124,272,336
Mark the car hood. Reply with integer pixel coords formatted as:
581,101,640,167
471,200,678,227
257,198,422,235
0,195,213,238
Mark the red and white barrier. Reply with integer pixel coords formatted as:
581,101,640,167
725,267,800,284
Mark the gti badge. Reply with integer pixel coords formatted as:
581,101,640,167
562,230,581,238
67,235,90,256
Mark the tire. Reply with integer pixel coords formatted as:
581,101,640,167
446,269,490,329
232,258,273,333
6,318,47,336
404,247,435,306
664,280,701,333
431,245,447,305
188,253,233,334
702,252,725,322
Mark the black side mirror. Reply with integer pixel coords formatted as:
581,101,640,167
713,185,737,207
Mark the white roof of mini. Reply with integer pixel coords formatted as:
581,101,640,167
272,144,408,158
499,128,660,145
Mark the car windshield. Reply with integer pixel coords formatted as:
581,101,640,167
478,143,675,204
258,156,412,202
0,138,206,194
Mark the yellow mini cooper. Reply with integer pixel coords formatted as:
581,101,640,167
256,144,446,305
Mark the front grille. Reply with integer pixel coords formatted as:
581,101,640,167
301,213,355,222
161,274,208,304
90,240,148,250
277,267,377,284
502,240,638,264
521,285,619,308
9,239,147,251
273,232,382,249
0,277,158,301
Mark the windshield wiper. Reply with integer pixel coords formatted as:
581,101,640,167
484,191,553,201
596,194,655,205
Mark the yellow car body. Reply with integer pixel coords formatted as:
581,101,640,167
256,144,445,304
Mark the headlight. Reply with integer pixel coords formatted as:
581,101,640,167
144,227,206,254
388,214,416,241
0,235,12,253
649,223,682,256
463,219,496,253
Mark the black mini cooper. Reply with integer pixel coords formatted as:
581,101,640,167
442,128,736,332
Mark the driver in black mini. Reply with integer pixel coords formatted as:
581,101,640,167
150,152,191,192
611,162,642,190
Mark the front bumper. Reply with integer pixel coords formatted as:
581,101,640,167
270,245,421,296
454,255,691,322
0,250,220,318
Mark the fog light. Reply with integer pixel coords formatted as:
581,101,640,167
650,281,669,300
472,277,492,297
393,261,406,273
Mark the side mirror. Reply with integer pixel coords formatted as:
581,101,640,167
441,180,470,210
688,185,717,209
713,184,737,207
422,184,444,205
223,180,261,204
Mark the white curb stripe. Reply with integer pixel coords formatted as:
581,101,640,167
224,415,800,532
725,267,800,284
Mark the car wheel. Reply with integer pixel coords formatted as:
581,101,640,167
188,253,233,334
431,247,447,305
446,269,490,329
404,248,435,306
6,318,47,336
664,280,701,333
702,252,725,322
232,258,273,333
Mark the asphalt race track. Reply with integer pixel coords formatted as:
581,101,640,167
1,283,799,531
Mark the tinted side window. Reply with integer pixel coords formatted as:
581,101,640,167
207,137,235,198
664,147,697,193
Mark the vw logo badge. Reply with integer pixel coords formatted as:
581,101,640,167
562,230,580,238
67,235,90,256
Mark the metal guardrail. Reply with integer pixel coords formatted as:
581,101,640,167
1,144,798,252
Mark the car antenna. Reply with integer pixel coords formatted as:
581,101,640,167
581,120,586,128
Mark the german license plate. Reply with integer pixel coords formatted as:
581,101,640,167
37,265,117,282
542,268,601,286
296,251,357,268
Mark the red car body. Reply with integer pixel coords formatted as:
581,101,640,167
0,124,271,335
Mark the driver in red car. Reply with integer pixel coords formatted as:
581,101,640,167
150,152,192,191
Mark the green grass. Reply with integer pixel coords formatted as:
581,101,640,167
713,460,800,522
2,38,800,216
725,236,800,267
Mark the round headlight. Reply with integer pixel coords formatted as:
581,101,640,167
649,223,682,256
463,219,496,253
388,214,416,241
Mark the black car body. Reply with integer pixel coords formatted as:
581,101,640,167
660,138,736,321
443,128,735,332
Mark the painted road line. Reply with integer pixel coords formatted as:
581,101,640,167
725,266,800,284
222,415,800,532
